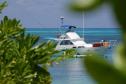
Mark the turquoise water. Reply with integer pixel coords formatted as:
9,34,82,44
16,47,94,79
26,28,121,84
26,28,121,41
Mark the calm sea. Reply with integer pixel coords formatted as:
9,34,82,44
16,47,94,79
26,28,121,84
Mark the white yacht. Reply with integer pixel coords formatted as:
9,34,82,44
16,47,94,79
55,16,112,55
55,26,110,55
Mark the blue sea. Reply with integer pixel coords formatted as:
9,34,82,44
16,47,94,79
26,28,121,84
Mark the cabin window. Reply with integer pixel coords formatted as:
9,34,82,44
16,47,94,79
60,40,73,45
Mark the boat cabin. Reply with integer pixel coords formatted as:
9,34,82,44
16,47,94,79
55,26,93,50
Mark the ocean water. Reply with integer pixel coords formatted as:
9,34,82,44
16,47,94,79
26,28,121,84
26,28,121,41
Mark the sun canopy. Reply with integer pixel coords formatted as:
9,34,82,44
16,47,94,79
61,25,76,29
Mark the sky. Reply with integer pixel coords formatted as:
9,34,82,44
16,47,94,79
1,0,119,28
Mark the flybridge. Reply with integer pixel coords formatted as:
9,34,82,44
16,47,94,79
61,25,77,32
61,25,77,29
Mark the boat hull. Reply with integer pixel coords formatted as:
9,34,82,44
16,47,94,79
76,47,107,55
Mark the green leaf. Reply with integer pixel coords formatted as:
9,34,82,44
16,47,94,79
69,0,104,12
0,1,7,13
110,0,126,47
24,74,35,79
84,54,126,84
110,0,126,32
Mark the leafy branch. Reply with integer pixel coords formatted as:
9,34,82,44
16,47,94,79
0,2,76,84
0,1,7,14
69,0,126,84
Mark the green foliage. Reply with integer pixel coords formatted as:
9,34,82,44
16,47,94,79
0,16,23,39
69,0,104,12
69,0,126,84
0,16,76,84
0,1,7,13
0,1,76,83
84,53,126,84
110,0,126,34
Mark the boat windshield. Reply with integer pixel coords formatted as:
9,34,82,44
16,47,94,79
60,40,73,45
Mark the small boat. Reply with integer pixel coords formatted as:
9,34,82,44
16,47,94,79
55,25,110,55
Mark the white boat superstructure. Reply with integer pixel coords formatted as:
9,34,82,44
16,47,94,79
55,26,110,55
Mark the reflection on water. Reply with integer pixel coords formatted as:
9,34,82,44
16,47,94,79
49,58,95,84
49,47,114,84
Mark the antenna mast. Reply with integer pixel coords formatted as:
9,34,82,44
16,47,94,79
59,16,64,34
82,12,85,39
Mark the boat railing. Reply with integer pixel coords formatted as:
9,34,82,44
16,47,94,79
87,39,120,48
72,38,84,41
56,38,84,41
